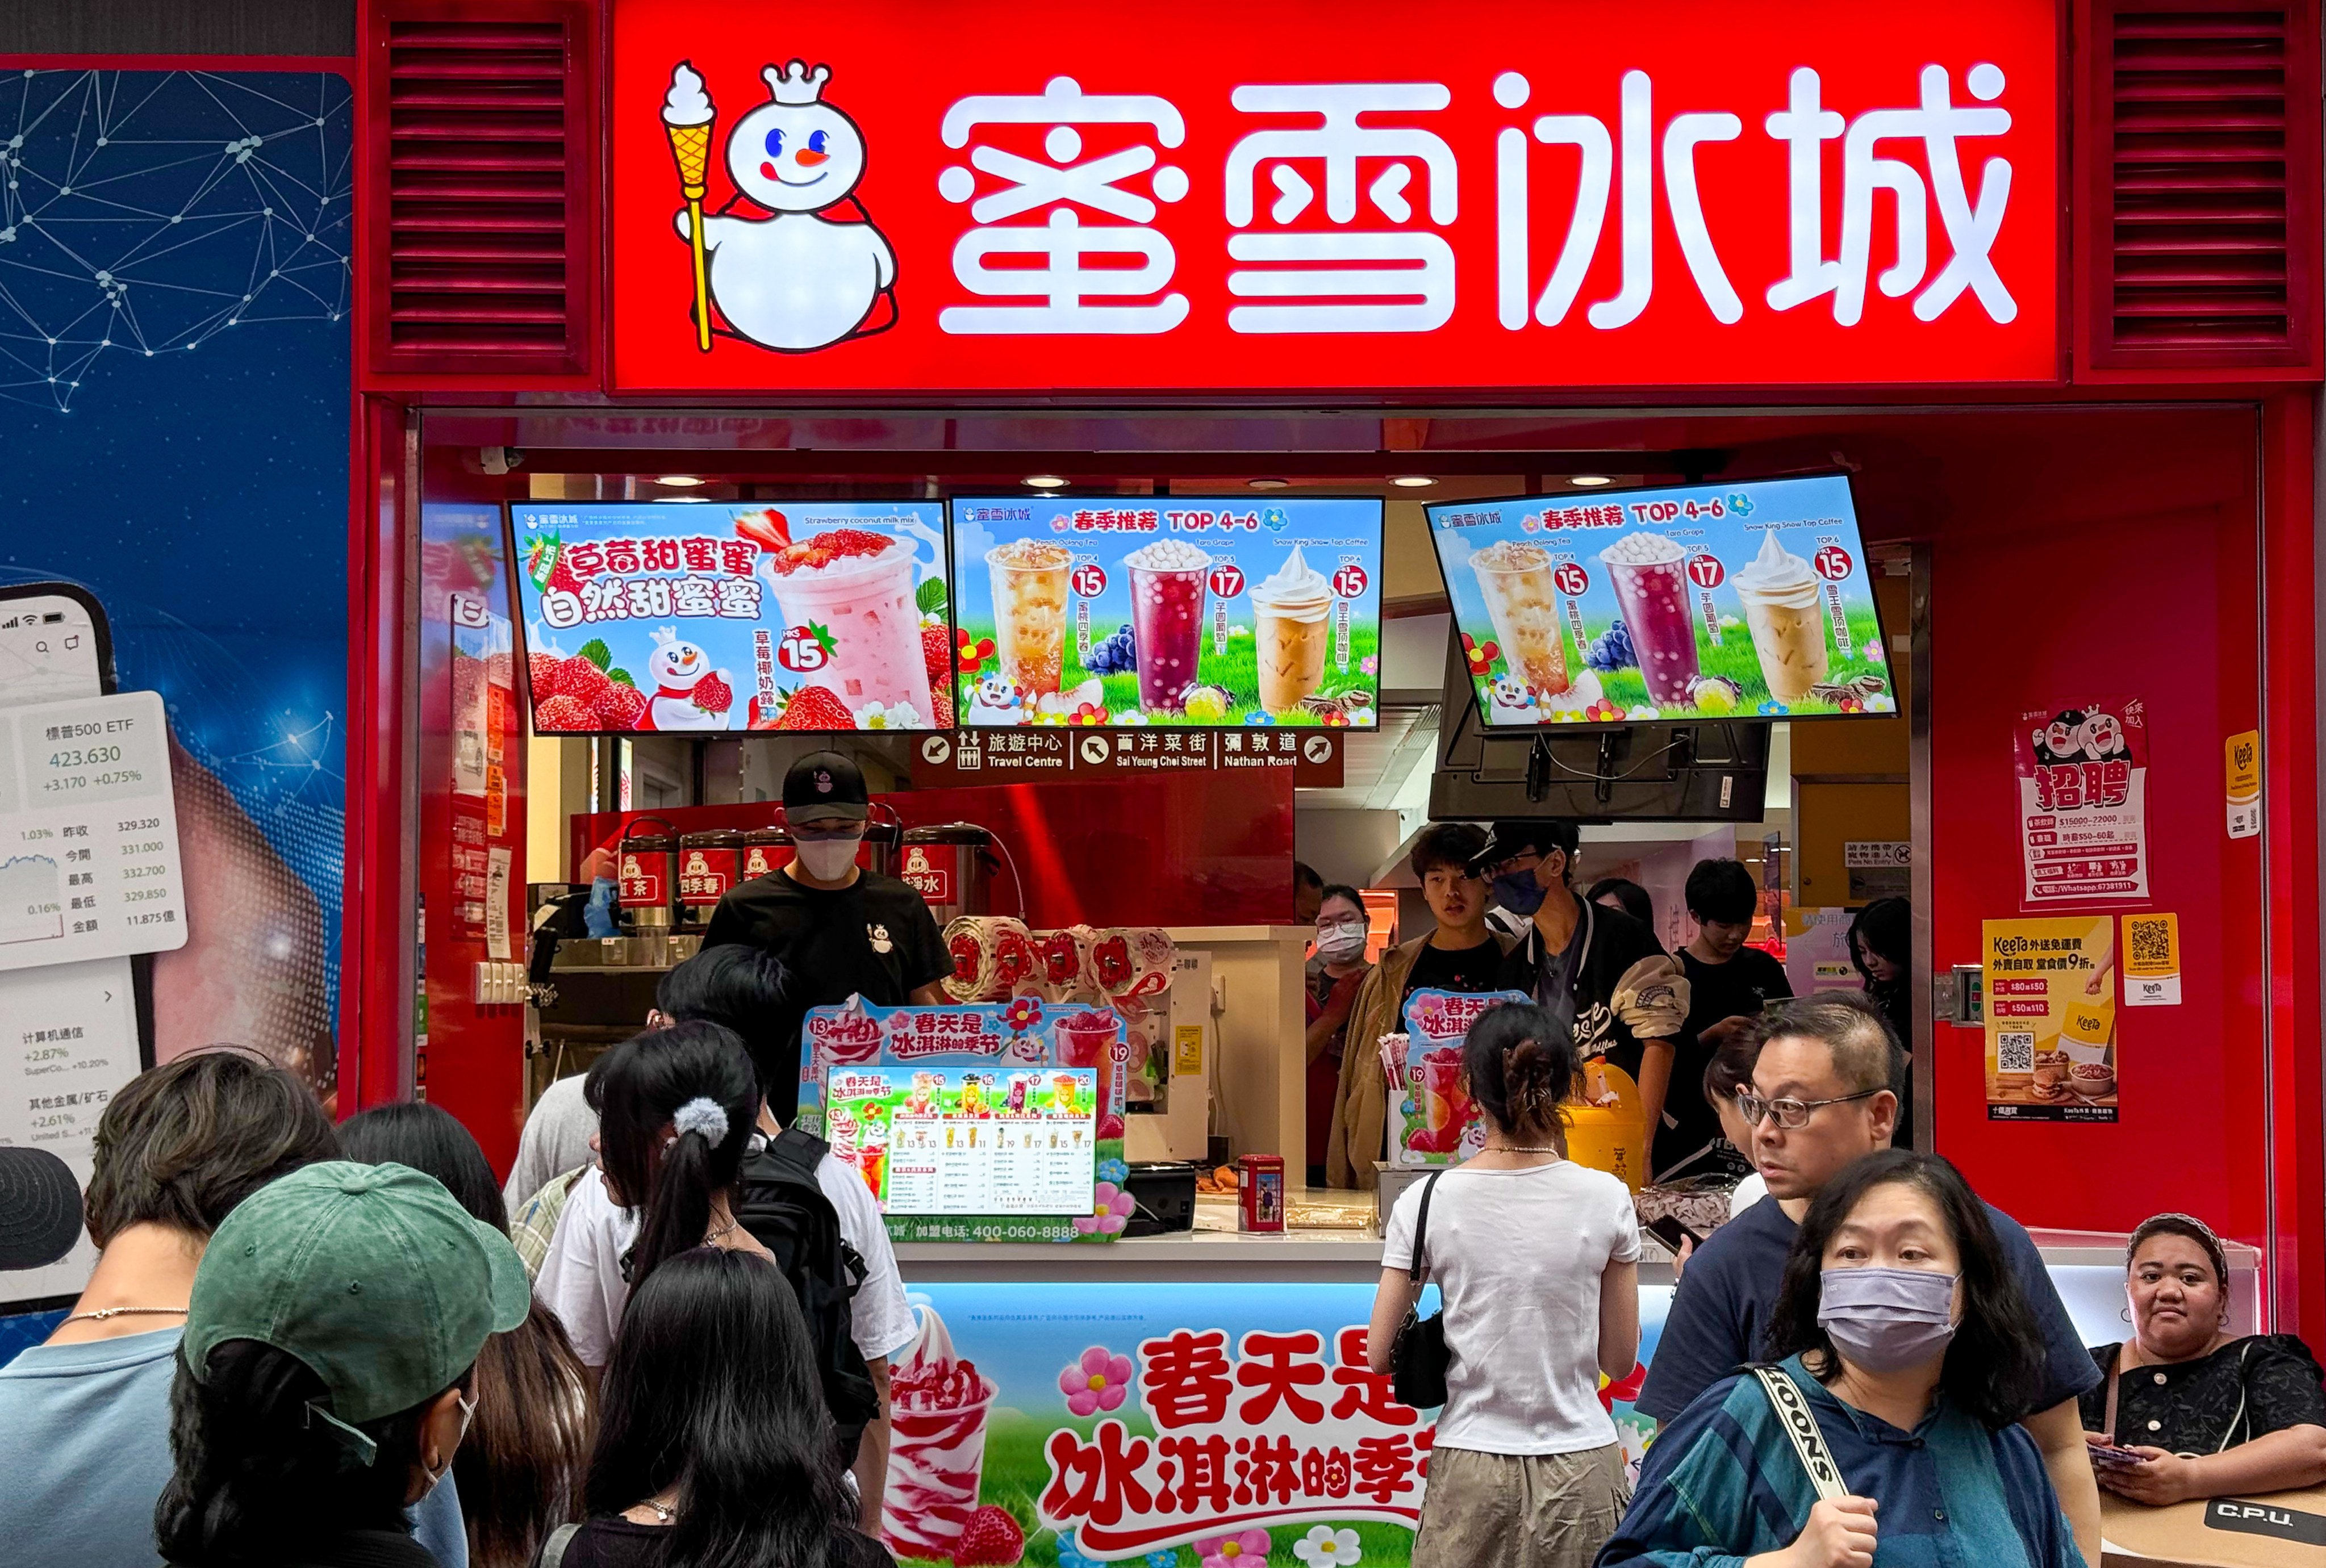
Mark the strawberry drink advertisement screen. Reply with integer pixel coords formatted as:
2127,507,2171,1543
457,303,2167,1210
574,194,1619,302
509,500,952,733
949,496,1383,727
1424,474,1891,727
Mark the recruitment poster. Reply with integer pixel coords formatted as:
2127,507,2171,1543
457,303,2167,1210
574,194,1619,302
1982,917,2118,1122
2013,699,2151,907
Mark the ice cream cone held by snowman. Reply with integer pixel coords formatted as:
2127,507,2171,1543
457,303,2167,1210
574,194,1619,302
661,58,897,353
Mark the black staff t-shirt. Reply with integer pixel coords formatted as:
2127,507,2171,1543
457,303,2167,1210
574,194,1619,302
1643,946,1794,1181
1404,938,1509,999
703,868,951,1119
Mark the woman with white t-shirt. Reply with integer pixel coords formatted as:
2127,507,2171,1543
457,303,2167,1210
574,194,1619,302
1366,1002,1642,1568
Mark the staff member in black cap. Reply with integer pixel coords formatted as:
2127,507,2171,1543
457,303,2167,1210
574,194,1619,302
703,750,951,1122
1479,818,1692,1177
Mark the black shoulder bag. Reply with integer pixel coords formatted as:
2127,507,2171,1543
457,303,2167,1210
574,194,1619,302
1390,1168,1450,1409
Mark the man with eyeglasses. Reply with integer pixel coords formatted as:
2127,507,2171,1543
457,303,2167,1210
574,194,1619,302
704,751,951,1123
1635,994,2103,1567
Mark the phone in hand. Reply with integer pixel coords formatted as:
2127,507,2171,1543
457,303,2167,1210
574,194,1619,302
2087,1442,2149,1469
1644,1214,1706,1254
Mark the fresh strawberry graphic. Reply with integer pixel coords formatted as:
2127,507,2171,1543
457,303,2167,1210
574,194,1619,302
771,685,853,731
594,682,649,729
691,671,734,714
528,652,560,699
534,695,596,731
922,624,953,685
952,1505,1024,1567
929,684,954,729
735,508,791,553
556,658,613,710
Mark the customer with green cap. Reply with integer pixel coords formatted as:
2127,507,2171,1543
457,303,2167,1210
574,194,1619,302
156,1160,531,1568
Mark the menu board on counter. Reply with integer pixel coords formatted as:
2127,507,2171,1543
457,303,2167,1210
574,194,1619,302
948,496,1383,728
1424,475,1891,725
509,500,951,733
826,1065,1097,1216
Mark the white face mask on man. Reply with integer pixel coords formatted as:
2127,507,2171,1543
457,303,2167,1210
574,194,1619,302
792,835,862,881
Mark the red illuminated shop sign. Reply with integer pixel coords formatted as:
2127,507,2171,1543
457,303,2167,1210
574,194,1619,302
609,0,2058,395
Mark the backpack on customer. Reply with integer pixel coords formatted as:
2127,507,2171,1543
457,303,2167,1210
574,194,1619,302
733,1124,882,1463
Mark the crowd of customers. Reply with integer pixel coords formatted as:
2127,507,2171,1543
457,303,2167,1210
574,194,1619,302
6,864,2324,1568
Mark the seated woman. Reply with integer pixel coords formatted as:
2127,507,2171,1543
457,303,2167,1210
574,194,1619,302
2079,1211,2326,1504
1598,1148,2081,1568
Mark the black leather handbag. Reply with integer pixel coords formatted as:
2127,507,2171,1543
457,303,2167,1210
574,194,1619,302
1390,1168,1450,1410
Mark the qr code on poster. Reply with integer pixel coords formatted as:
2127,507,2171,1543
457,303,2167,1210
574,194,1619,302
2127,917,2172,968
1997,1031,2035,1072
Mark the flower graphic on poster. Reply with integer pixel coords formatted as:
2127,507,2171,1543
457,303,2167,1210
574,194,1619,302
1291,1526,1363,1567
1076,1181,1134,1235
1001,996,1043,1035
1059,1347,1135,1416
1197,1529,1273,1567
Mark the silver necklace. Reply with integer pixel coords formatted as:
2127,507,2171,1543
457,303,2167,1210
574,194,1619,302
61,1305,188,1325
1484,1145,1563,1156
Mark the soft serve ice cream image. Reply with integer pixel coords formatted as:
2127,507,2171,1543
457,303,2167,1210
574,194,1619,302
881,1302,1000,1562
1248,543,1334,713
1732,531,1830,702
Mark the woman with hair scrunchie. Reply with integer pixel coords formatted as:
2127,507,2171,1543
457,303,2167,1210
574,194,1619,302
1365,1002,1642,1568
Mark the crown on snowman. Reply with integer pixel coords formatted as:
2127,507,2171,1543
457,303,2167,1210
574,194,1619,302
762,60,832,105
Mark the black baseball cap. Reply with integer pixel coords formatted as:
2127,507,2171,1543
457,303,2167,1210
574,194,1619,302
1471,818,1581,873
0,1147,85,1272
783,750,869,824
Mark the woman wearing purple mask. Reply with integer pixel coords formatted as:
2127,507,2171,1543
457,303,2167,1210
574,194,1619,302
1600,1150,2081,1568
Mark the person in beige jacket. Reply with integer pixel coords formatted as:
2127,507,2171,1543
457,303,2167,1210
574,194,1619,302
1326,823,1518,1188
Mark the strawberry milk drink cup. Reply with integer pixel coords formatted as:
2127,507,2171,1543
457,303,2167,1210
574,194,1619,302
881,1303,999,1562
1418,1046,1471,1137
985,538,1072,698
1732,532,1829,703
765,528,934,720
1124,538,1212,711
1598,531,1699,704
1055,1007,1125,1122
1250,543,1334,713
1467,540,1570,697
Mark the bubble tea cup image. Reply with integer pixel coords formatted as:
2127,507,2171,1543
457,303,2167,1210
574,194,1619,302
1598,531,1698,704
1467,539,1570,697
1124,538,1212,711
1732,531,1830,703
985,538,1073,699
1250,543,1334,713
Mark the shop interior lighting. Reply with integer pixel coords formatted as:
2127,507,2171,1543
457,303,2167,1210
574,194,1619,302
1569,474,1613,487
1247,477,1291,490
654,475,705,487
1024,474,1068,488
1389,475,1436,487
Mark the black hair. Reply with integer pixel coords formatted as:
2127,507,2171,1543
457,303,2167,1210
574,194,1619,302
655,945,797,1107
157,1338,469,1566
1685,858,1760,925
588,1021,759,1291
1461,1002,1576,1141
1765,1149,2048,1430
1585,876,1654,930
1293,860,1323,891
338,1102,508,1231
85,1049,340,1247
337,1102,594,1567
1488,819,1580,883
1317,883,1365,917
586,1248,851,1568
1411,822,1487,880
1760,993,1905,1097
1705,1027,1764,1101
2129,1213,2231,1298
1848,897,1911,984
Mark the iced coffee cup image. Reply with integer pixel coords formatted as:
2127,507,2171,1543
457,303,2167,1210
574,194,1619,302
1123,538,1212,711
881,1303,1000,1563
764,528,935,721
1732,532,1830,703
1597,531,1699,705
1467,539,1570,697
985,538,1072,699
1250,543,1333,713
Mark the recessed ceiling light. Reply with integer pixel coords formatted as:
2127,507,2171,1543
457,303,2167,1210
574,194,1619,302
654,474,705,487
1247,477,1291,490
1569,474,1612,487
1024,474,1068,489
1389,475,1436,488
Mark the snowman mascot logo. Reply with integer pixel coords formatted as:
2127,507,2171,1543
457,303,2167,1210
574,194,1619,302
662,58,897,354
641,628,733,731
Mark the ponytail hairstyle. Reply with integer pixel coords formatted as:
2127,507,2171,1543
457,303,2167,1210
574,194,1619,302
587,1021,759,1291
1461,1002,1577,1142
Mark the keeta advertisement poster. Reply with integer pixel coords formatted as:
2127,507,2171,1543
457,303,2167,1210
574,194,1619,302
1424,475,1891,725
511,501,951,733
949,497,1383,727
2014,699,2150,906
1982,917,2119,1123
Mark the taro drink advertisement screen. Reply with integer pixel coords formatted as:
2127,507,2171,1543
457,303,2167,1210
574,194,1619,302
949,496,1383,727
511,500,951,733
1424,475,1891,725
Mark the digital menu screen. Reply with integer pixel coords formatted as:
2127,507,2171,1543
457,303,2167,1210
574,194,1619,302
1425,475,1892,725
509,500,951,733
947,496,1383,727
825,1065,1098,1216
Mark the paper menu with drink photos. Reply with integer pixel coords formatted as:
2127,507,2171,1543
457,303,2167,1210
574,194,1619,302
508,500,950,734
826,1066,1099,1216
1982,917,2119,1123
1423,474,1891,726
797,996,1130,1242
1391,988,1530,1166
947,496,1383,728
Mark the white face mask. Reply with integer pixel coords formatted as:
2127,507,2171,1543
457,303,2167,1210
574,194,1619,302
418,1391,475,1499
1316,919,1368,963
792,837,861,881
